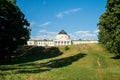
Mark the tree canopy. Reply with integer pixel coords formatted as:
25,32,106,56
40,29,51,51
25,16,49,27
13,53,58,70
98,0,120,56
0,0,30,58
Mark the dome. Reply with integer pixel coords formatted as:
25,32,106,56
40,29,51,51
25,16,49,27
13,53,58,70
58,30,67,34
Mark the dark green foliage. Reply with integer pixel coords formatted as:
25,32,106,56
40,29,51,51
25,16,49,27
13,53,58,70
98,0,120,56
64,46,69,51
0,46,63,65
0,0,30,58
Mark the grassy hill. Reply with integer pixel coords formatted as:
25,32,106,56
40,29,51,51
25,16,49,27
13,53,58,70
0,44,120,80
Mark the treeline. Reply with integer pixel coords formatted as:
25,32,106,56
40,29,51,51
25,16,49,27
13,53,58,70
98,0,120,57
0,0,30,58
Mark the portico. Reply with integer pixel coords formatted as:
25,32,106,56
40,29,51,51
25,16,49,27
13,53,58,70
53,30,72,46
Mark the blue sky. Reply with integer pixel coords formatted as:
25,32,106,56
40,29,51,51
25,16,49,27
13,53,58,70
17,0,107,40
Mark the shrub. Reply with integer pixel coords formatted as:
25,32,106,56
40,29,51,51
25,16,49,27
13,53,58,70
64,46,69,51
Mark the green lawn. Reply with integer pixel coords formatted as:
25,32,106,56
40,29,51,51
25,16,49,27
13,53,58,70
0,44,120,80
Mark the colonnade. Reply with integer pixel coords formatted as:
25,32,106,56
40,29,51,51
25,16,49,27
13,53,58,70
54,40,71,46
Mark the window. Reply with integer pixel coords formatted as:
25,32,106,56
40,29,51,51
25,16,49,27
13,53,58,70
64,41,66,44
29,42,32,44
67,41,69,44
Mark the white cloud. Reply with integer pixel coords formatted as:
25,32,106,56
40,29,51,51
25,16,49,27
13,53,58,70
39,21,51,27
74,30,97,40
56,13,63,18
76,31,90,35
39,30,46,33
68,33,78,40
93,29,99,33
31,30,57,40
75,30,96,37
82,33,96,37
56,8,82,18
30,21,36,26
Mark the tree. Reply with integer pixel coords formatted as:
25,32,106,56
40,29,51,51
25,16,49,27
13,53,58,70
98,0,120,56
0,0,30,58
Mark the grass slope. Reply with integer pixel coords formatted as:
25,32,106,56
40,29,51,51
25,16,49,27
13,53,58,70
0,44,120,80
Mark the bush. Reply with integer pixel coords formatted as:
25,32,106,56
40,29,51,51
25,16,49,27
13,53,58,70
64,46,69,51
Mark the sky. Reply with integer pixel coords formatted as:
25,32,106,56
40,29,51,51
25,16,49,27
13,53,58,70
17,0,107,40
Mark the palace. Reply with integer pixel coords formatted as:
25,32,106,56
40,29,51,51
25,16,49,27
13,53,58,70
27,30,98,46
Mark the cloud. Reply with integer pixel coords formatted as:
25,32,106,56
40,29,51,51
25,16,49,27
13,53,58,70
56,8,82,18
39,21,51,27
31,30,57,40
76,31,90,35
30,21,36,26
75,30,96,37
93,29,99,33
74,30,97,40
39,30,46,32
68,33,77,40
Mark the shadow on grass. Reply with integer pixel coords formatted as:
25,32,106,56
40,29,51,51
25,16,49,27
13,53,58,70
0,53,86,75
111,55,120,59
18,53,86,74
0,46,63,65
40,53,86,68
17,53,86,74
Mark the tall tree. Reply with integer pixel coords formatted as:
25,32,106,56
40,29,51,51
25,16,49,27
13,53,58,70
98,0,120,56
0,0,30,58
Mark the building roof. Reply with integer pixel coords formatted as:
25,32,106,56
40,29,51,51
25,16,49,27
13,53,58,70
58,30,67,34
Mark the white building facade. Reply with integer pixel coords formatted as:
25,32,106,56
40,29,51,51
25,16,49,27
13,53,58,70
27,30,98,46
54,30,72,46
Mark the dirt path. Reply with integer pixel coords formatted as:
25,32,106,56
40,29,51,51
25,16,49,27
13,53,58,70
97,57,101,67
